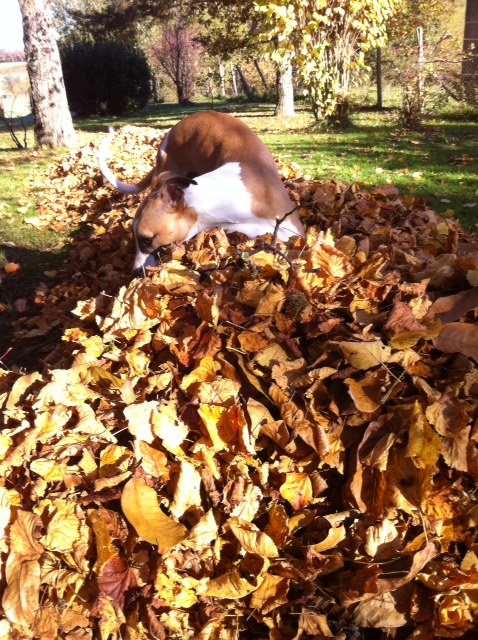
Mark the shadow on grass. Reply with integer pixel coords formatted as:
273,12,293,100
0,243,70,369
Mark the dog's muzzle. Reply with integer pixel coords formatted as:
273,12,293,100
132,250,158,278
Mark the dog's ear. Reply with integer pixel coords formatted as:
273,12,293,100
152,171,197,204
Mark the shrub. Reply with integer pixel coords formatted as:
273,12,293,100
60,42,151,117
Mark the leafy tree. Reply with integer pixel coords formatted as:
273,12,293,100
150,25,205,105
194,0,296,115
462,0,478,99
386,0,467,124
61,42,151,116
52,0,171,43
254,0,400,122
18,0,77,148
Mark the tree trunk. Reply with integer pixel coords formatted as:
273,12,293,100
376,48,383,110
254,59,269,91
236,65,254,100
18,0,76,148
462,0,478,92
231,63,238,96
219,62,227,97
275,57,295,117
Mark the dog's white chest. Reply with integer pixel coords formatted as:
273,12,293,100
185,162,254,228
184,162,289,241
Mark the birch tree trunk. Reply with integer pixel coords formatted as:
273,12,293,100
19,0,77,148
219,62,227,97
231,63,238,96
275,56,295,117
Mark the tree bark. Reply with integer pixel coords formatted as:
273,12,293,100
376,48,383,110
275,56,295,117
236,65,254,100
254,59,269,91
19,0,76,148
219,62,227,96
230,63,238,96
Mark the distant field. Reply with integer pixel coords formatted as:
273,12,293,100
0,61,30,118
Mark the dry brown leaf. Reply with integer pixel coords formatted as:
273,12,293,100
433,322,478,362
203,568,261,599
340,340,391,370
169,459,202,518
406,401,441,469
280,473,313,510
308,524,346,553
138,441,170,480
427,287,478,323
185,509,218,550
229,518,279,558
249,573,289,614
345,376,382,413
2,557,40,628
121,476,187,551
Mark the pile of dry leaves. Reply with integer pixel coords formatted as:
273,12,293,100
1,125,478,640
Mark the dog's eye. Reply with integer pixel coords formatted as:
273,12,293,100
139,236,154,250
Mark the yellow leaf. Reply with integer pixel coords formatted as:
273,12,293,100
390,323,441,350
169,460,202,518
9,510,43,560
229,518,279,558
124,401,156,443
185,510,219,550
265,502,289,549
252,343,289,375
121,476,187,551
467,270,478,286
255,282,286,316
308,524,346,553
340,340,391,370
88,510,119,573
99,444,133,476
29,458,67,483
345,377,381,413
90,366,124,390
151,400,189,454
5,372,42,411
406,402,441,469
138,441,170,480
250,573,289,614
180,357,221,391
198,404,227,451
155,572,200,608
125,349,151,376
3,557,40,627
203,568,260,599
280,473,313,510
42,500,82,553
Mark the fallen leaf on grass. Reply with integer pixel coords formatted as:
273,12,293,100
4,263,20,274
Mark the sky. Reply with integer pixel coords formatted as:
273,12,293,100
1,0,24,52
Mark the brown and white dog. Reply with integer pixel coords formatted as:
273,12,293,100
99,110,305,277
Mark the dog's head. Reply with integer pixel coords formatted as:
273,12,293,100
132,172,198,277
